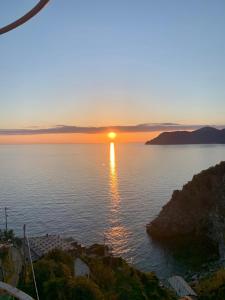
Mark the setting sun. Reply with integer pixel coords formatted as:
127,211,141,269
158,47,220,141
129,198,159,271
108,132,117,140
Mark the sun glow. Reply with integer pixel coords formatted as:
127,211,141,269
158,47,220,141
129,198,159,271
108,132,117,140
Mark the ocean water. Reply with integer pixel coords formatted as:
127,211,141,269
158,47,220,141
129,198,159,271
0,143,225,278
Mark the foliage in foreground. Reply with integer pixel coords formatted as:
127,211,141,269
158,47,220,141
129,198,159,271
194,268,225,300
19,249,175,300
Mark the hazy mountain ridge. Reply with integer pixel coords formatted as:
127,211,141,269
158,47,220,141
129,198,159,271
146,127,225,145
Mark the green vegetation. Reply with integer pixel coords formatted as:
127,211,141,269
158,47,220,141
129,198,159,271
0,229,21,248
20,249,175,300
0,251,14,283
194,268,225,300
0,229,22,285
0,230,14,243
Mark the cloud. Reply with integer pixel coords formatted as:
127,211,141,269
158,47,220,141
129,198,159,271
0,123,223,135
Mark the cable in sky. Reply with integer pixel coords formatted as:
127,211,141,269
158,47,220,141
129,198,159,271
0,0,50,35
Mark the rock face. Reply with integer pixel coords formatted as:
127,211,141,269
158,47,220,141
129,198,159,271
147,162,225,258
146,127,225,145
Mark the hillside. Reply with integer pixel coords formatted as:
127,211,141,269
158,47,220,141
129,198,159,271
19,248,175,300
147,162,225,261
146,127,225,145
194,267,225,300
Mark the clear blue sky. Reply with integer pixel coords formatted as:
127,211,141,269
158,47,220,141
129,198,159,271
1,0,225,129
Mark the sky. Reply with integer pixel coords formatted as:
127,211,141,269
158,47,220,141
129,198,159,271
0,0,225,143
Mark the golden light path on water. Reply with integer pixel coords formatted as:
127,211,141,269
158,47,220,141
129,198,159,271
105,142,131,257
110,142,116,175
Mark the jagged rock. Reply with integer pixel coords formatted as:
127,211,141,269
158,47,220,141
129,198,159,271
147,162,225,259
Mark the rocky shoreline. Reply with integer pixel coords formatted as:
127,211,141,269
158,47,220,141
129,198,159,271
147,161,225,262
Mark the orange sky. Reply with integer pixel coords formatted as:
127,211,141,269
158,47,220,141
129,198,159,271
0,131,160,144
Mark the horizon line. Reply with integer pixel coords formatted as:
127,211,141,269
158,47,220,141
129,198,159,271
0,123,224,136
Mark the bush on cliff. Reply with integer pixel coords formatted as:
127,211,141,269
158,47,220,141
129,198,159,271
194,268,225,300
20,248,175,300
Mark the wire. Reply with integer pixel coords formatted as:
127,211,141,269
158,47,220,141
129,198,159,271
26,233,40,300
0,0,50,35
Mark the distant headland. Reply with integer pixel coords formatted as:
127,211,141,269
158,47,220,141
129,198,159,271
146,126,225,145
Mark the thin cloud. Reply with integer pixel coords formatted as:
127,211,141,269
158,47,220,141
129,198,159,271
0,123,223,135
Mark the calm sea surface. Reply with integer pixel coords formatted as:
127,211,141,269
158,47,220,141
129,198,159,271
0,143,225,278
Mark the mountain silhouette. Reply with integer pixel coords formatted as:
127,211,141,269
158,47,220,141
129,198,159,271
146,127,225,145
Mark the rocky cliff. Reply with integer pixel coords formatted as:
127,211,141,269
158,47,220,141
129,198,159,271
147,162,225,259
146,127,225,145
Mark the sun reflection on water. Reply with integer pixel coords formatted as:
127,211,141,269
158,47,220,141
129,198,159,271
109,142,117,191
105,142,131,256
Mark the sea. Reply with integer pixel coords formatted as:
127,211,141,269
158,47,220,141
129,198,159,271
0,143,224,278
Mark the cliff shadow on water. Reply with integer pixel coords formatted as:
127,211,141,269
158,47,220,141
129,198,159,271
149,232,219,271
